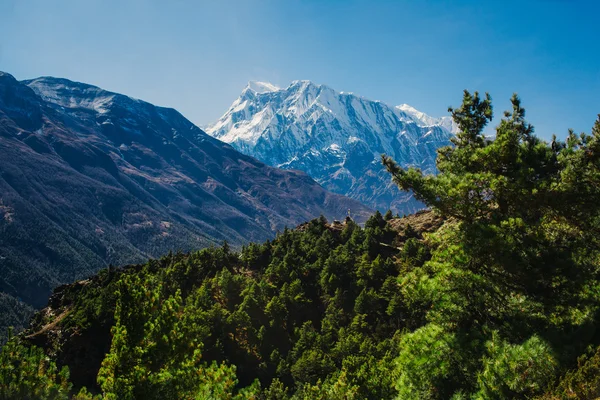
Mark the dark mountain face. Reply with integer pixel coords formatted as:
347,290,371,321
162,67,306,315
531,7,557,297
0,72,372,321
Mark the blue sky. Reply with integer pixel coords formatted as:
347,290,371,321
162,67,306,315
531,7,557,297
1,0,598,139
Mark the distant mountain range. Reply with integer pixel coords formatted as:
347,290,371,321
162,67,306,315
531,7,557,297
207,80,456,213
0,72,372,333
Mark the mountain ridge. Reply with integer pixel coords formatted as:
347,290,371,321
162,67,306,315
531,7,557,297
0,71,372,337
207,80,456,213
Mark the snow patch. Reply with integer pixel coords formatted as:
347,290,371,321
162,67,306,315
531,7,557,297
246,81,280,93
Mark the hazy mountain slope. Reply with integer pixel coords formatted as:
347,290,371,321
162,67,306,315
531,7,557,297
207,81,456,214
0,72,372,330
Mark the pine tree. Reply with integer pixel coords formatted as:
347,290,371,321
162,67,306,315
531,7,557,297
384,92,600,398
383,210,394,221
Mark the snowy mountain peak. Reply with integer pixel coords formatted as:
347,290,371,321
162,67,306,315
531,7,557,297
207,81,456,213
397,103,427,120
245,81,280,94
289,79,321,89
396,103,458,134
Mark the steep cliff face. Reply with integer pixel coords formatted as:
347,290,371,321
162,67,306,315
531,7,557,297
207,80,456,213
0,72,372,326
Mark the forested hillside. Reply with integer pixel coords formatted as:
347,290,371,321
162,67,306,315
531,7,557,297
2,92,600,399
0,72,371,342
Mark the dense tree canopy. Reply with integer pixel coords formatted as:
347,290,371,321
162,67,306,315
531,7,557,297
383,91,600,398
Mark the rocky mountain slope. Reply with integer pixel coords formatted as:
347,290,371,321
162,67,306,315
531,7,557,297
0,72,372,335
207,80,456,213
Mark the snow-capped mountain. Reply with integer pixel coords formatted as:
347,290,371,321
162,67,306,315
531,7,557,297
396,103,458,135
207,80,457,213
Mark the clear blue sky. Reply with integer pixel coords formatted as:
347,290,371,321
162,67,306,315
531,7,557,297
1,0,598,139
